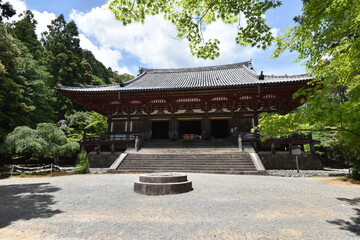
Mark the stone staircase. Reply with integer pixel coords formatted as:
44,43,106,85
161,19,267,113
109,139,266,175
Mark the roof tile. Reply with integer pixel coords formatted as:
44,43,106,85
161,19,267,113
57,60,312,92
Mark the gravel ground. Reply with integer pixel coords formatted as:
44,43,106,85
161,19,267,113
90,168,352,177
0,174,359,240
266,168,351,178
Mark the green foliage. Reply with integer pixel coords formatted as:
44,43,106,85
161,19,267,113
66,111,89,129
72,150,89,174
4,126,47,159
108,0,281,59
260,0,360,179
0,0,16,22
90,75,106,85
10,10,43,59
59,141,81,158
41,14,85,87
82,49,111,83
0,9,121,163
109,70,134,84
312,132,358,169
0,23,30,140
0,22,21,74
5,123,80,164
65,111,108,141
40,14,87,118
14,39,55,125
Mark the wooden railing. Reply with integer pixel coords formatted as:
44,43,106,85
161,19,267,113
239,132,313,142
82,132,144,144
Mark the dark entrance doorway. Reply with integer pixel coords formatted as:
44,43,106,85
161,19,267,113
152,121,169,139
211,120,229,138
179,120,201,137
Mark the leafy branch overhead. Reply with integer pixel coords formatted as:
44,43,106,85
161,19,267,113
260,0,360,177
108,0,281,59
261,0,360,142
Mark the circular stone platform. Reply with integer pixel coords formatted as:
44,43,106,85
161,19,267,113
134,173,193,195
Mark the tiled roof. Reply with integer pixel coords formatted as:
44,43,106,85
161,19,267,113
57,60,312,92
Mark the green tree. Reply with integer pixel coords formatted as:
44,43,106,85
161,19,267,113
65,111,108,141
10,10,43,60
72,150,89,174
259,0,360,178
0,23,29,140
5,123,80,164
82,49,111,83
14,39,56,125
108,67,134,83
41,14,85,87
108,0,281,59
41,14,86,117
0,0,15,22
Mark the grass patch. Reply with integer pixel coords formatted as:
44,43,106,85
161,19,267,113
338,176,360,185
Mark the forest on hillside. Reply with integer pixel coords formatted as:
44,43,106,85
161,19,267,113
0,3,133,165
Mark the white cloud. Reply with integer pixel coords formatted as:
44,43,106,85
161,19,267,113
7,1,280,75
270,27,280,37
79,34,130,74
7,0,55,39
32,10,56,39
70,5,266,73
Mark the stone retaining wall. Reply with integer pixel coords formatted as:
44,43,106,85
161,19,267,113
88,153,121,168
258,154,323,170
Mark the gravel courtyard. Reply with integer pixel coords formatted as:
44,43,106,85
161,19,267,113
0,174,359,240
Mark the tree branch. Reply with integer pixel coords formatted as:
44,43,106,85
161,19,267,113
197,0,218,25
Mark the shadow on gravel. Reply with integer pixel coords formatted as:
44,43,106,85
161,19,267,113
0,183,62,229
327,197,360,236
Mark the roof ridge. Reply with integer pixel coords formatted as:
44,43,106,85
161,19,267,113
123,71,147,86
56,83,118,90
141,60,252,73
264,73,310,78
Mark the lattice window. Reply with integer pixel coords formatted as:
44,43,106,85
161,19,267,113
150,99,166,103
176,98,201,102
263,94,276,99
239,96,252,100
130,100,141,104
212,97,228,101
110,101,121,104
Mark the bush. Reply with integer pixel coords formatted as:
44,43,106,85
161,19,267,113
351,163,360,180
72,150,89,174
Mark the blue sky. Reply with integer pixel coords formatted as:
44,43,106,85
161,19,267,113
8,0,305,76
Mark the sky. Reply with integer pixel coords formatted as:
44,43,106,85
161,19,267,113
7,0,305,76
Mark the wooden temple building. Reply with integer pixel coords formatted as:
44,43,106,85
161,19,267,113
57,60,321,172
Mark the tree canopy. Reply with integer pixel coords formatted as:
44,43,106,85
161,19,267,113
0,7,133,163
259,0,360,177
108,0,281,59
5,123,80,164
0,0,16,22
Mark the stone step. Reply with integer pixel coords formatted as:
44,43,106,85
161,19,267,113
122,162,254,167
122,163,254,168
119,168,257,172
128,154,250,159
122,161,254,164
123,161,253,164
123,157,253,160
115,149,260,175
113,169,260,175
